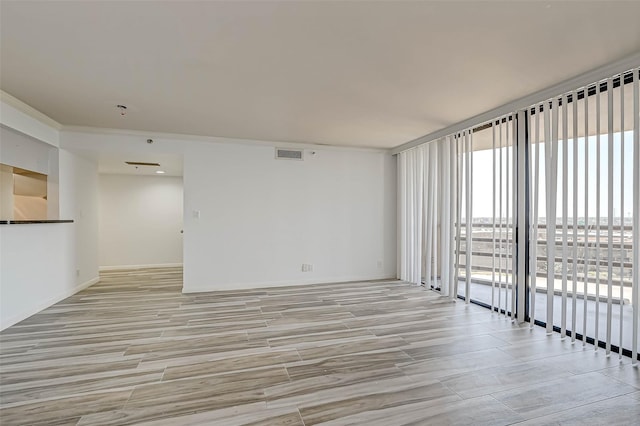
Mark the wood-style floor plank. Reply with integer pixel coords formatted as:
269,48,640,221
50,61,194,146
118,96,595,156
0,267,637,425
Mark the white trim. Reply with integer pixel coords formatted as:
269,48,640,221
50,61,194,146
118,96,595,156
183,275,397,293
0,90,63,130
0,277,99,331
61,125,390,154
99,263,183,271
391,52,640,155
0,99,60,147
77,277,100,291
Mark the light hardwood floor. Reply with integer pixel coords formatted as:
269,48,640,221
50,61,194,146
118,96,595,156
0,268,638,425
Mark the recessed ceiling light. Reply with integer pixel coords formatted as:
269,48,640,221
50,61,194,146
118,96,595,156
156,170,166,174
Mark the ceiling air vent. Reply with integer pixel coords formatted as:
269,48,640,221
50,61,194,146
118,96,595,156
125,161,161,167
275,148,303,161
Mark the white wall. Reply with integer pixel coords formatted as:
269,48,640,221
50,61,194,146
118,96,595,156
99,174,183,268
0,223,75,329
61,129,398,292
0,97,100,330
59,149,100,287
183,142,396,292
0,126,52,175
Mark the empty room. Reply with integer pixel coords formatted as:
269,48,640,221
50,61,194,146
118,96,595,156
1,1,639,425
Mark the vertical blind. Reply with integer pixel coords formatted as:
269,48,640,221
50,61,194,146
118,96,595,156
398,138,457,297
529,69,639,360
398,67,640,361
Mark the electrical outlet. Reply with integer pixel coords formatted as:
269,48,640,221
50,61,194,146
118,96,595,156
301,264,314,272
377,260,383,269
76,269,80,277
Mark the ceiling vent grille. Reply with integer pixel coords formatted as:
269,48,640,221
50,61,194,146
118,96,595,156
275,148,303,161
125,161,161,167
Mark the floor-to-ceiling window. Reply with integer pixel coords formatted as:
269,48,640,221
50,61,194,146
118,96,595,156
456,118,517,318
528,73,638,357
398,66,639,361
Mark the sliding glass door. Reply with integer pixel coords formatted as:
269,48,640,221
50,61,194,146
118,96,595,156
528,71,638,358
398,66,639,361
455,119,517,318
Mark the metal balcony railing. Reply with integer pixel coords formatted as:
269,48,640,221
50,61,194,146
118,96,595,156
451,221,634,293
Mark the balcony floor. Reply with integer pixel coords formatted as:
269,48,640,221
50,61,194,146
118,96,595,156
457,279,639,352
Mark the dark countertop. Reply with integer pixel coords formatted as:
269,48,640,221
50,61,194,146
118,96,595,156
0,220,74,225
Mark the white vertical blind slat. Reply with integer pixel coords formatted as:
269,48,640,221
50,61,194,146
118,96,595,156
619,77,625,359
571,90,579,343
409,151,413,282
424,145,432,287
492,124,497,312
439,141,446,292
583,90,590,346
432,143,438,289
512,114,518,319
546,98,558,334
595,82,601,350
454,135,463,297
498,120,504,315
561,93,569,339
407,151,412,281
504,117,514,316
606,78,614,355
531,106,541,327
449,136,457,299
400,152,407,280
632,68,639,365
466,131,473,303
504,117,509,316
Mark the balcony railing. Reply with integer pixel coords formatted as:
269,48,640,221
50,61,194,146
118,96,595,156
451,221,634,302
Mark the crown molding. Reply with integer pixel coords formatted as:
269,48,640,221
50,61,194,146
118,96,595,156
0,90,62,130
61,125,392,154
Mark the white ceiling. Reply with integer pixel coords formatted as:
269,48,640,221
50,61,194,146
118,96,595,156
1,1,640,149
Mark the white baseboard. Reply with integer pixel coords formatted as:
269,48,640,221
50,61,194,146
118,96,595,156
77,276,100,292
0,276,100,331
183,274,396,294
99,263,183,271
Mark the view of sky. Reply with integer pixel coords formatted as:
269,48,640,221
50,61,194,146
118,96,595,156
468,130,635,220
